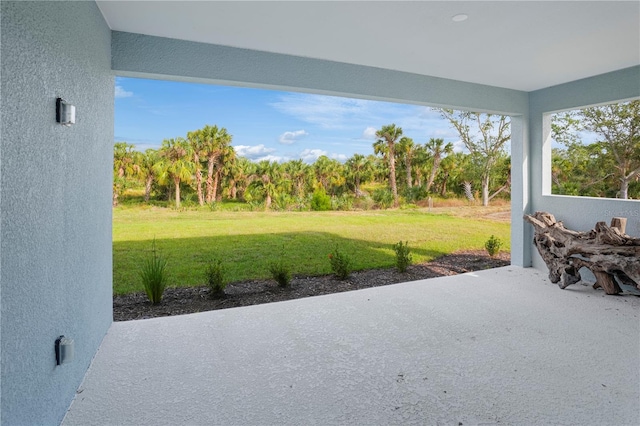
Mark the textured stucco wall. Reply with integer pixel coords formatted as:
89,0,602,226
0,2,113,424
528,66,640,269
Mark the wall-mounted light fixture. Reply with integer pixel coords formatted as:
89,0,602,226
55,335,74,365
56,98,75,126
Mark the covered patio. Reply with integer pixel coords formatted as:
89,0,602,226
64,267,640,425
2,1,638,425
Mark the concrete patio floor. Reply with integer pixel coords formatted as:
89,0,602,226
63,267,639,425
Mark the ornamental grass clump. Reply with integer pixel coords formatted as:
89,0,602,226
269,247,291,287
205,258,227,299
393,240,412,273
485,235,503,257
139,239,168,304
329,246,352,280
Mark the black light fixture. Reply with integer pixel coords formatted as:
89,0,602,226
55,335,74,365
56,98,75,126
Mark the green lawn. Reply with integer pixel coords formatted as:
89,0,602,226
113,207,511,295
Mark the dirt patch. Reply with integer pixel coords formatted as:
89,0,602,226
482,211,511,222
114,250,510,321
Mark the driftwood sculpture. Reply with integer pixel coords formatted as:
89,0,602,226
524,211,640,295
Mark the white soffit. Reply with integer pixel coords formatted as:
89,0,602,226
96,1,640,92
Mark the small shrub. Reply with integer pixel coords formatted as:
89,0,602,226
329,246,352,280
402,185,427,203
331,194,354,211
139,239,168,304
485,235,502,257
310,188,331,211
393,241,413,273
205,259,226,299
273,193,292,211
269,263,291,287
247,200,263,211
269,247,291,287
353,196,375,211
372,188,394,209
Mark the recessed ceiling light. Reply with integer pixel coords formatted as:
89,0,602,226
452,14,468,22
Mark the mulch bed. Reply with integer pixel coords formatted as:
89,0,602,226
114,250,510,321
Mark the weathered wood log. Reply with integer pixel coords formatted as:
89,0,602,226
523,211,640,295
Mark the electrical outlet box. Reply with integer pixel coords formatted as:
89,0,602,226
55,336,74,365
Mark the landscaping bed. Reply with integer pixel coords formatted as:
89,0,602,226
114,250,510,321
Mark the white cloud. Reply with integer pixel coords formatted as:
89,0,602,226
115,85,133,98
271,94,377,129
271,93,461,146
452,139,467,153
362,126,377,139
234,144,275,160
279,129,308,144
255,154,288,163
300,148,328,163
330,153,348,162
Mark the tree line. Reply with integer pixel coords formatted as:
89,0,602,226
114,114,513,210
114,100,638,210
551,100,640,199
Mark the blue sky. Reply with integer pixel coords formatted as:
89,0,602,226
114,77,463,163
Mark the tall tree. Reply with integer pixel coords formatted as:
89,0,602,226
551,144,613,197
156,138,194,209
212,130,233,202
345,153,373,196
396,136,416,189
553,100,640,199
439,110,510,206
411,145,430,187
135,148,160,203
437,152,471,197
186,128,206,206
314,156,344,195
198,125,233,203
113,142,138,207
284,159,312,197
424,138,453,192
227,157,254,200
250,160,282,209
374,124,403,207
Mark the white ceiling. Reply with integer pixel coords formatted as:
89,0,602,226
97,1,640,92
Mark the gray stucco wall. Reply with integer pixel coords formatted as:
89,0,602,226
1,2,113,424
528,66,640,269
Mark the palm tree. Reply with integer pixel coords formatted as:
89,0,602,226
424,138,453,192
345,153,373,196
135,148,160,203
186,128,206,206
113,142,138,207
374,124,403,207
213,141,234,201
284,159,312,197
396,137,416,189
198,125,233,203
438,152,471,197
155,138,194,209
226,157,253,200
251,160,282,209
314,156,344,195
411,145,429,187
